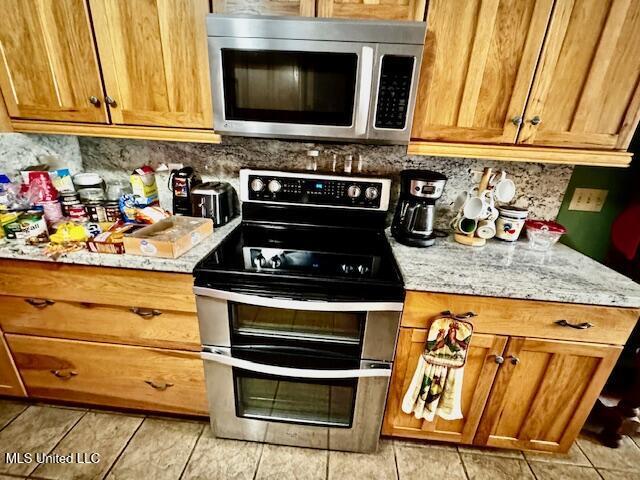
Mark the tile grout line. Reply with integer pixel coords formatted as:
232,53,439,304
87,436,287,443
456,447,471,480
0,403,29,433
177,423,205,480
99,415,148,480
325,448,330,480
391,441,400,480
27,409,89,479
252,442,265,480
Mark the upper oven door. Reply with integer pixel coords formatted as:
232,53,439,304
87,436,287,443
208,37,375,140
194,288,402,363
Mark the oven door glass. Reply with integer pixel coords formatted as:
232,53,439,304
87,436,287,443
221,49,357,126
230,303,364,345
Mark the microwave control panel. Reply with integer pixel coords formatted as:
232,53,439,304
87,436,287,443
244,172,389,210
375,56,415,130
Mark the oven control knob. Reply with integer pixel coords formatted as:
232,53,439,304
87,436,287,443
357,264,369,275
347,185,361,198
270,255,283,268
253,254,266,269
365,186,379,200
250,178,265,192
268,179,282,193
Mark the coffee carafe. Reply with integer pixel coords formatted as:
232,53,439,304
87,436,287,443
391,170,447,247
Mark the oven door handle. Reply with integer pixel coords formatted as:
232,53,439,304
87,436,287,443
201,349,391,379
193,286,403,312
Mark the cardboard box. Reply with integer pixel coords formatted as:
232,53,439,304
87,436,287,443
123,216,213,258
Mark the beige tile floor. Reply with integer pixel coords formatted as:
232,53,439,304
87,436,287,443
1,398,639,480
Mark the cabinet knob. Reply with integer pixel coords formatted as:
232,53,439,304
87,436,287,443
50,369,78,379
530,115,541,125
494,355,505,364
88,96,101,107
145,380,174,391
555,319,593,330
105,96,117,107
130,307,162,318
25,298,55,309
511,115,523,126
507,355,520,365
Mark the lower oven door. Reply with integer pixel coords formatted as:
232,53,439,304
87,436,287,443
201,346,391,453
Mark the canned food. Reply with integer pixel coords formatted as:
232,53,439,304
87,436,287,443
84,202,107,222
15,211,49,243
68,204,88,222
103,201,121,222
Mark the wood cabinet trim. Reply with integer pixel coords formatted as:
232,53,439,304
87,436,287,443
0,332,27,397
407,141,632,167
11,119,221,143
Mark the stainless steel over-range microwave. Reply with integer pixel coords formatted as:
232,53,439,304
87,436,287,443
206,15,426,144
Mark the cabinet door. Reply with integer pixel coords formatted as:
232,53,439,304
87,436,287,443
89,0,213,129
518,0,640,150
0,0,108,123
0,334,26,397
475,337,621,453
212,0,315,16
317,0,425,20
382,328,507,444
411,0,553,143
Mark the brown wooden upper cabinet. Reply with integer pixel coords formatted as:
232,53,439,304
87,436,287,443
0,0,108,123
212,0,424,20
317,0,426,20
412,0,640,151
89,0,213,129
212,0,316,16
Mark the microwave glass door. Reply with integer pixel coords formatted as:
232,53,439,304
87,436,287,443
234,370,356,427
221,49,358,126
230,303,364,345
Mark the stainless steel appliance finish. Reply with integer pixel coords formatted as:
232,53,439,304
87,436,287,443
194,169,404,453
207,15,426,143
190,181,238,226
391,169,447,247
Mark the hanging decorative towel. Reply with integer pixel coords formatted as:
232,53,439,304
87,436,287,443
401,311,474,422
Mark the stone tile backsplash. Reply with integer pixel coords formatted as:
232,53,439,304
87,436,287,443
0,133,82,178
78,136,573,228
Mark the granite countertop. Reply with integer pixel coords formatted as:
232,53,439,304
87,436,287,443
388,231,640,309
0,217,241,274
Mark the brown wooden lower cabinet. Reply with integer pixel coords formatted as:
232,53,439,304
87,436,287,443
0,332,26,397
7,334,208,416
383,291,638,453
474,338,621,452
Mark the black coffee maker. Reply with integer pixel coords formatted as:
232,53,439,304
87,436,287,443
169,166,201,215
391,169,447,247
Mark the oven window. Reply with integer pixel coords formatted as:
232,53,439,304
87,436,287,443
231,304,364,344
221,49,357,126
235,371,356,427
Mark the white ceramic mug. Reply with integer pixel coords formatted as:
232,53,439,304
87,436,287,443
492,172,516,203
451,214,478,234
476,219,496,239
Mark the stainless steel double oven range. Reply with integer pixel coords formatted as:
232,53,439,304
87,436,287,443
194,169,404,452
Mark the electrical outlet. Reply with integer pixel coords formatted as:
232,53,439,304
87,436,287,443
568,188,608,212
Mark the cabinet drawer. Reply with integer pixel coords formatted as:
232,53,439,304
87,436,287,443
0,295,200,351
0,333,26,397
0,259,196,313
7,334,208,416
402,292,639,345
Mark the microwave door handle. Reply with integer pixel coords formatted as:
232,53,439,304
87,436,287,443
201,350,391,379
354,46,374,137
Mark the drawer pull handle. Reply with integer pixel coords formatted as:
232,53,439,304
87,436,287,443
130,307,162,318
145,380,174,391
25,298,55,309
555,319,593,330
441,310,477,319
50,369,78,379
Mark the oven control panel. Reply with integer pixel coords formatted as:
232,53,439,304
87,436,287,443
240,170,391,211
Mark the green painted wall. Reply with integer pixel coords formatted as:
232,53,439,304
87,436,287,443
557,164,636,262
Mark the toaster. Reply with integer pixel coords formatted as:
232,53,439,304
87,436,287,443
190,182,238,226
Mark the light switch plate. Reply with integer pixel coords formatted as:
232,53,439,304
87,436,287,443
568,188,608,212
